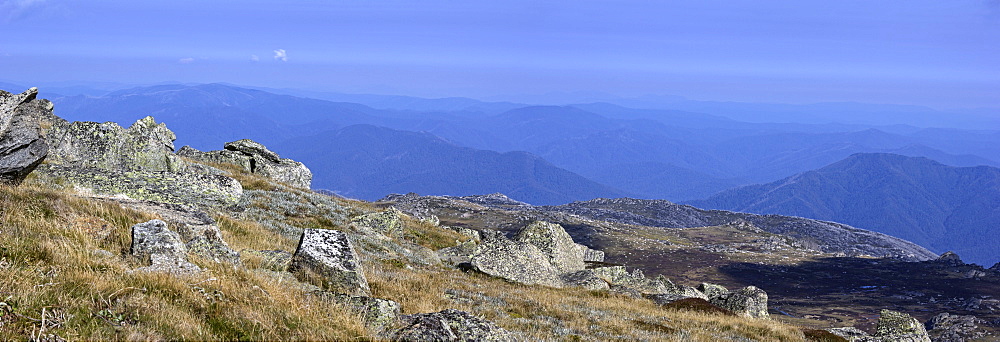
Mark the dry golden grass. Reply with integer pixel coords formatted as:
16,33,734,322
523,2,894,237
2,176,817,341
215,215,298,252
0,181,370,341
365,262,809,341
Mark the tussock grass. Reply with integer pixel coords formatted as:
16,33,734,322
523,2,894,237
0,181,369,340
365,262,808,341
2,176,815,341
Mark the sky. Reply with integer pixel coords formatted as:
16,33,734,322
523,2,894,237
1,0,999,109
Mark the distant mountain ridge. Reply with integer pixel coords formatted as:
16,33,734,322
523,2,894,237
688,153,1000,266
272,124,630,205
4,82,996,203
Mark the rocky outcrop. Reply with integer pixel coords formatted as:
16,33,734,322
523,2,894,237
591,266,671,295
352,208,404,237
455,221,605,289
513,221,586,273
130,219,201,274
559,270,610,291
458,193,530,207
936,251,964,265
708,286,769,319
288,228,370,296
46,116,186,172
544,197,938,261
827,327,871,341
120,200,240,264
313,292,401,333
870,310,931,342
178,139,312,188
468,231,564,287
0,88,49,184
36,116,244,207
830,310,931,342
391,309,515,342
36,164,243,207
925,312,989,342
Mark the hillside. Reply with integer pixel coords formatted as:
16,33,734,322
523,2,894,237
4,87,861,341
272,124,631,205
382,193,999,337
690,153,1000,266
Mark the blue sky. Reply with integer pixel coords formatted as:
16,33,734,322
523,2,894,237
1,0,999,108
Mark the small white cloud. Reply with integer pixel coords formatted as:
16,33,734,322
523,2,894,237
178,57,195,64
1,0,59,23
273,49,287,62
250,54,260,62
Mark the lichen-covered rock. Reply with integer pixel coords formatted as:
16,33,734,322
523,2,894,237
444,225,481,240
591,266,670,294
391,309,515,342
469,232,563,287
131,219,201,274
0,88,49,184
582,247,605,263
513,221,587,273
119,199,240,263
925,312,989,342
288,228,370,296
35,164,243,207
855,310,931,342
352,208,404,237
560,270,610,291
314,292,401,333
45,116,186,172
827,327,871,341
437,240,477,266
179,139,312,188
709,286,769,319
697,283,730,300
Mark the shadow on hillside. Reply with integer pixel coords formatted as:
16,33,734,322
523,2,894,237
717,256,999,306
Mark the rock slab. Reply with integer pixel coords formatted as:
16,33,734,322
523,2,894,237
513,221,586,273
131,219,201,274
179,139,312,188
469,231,563,287
0,88,49,184
288,228,370,296
391,309,515,342
925,312,988,342
45,116,185,172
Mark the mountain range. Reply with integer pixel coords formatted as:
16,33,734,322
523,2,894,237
2,82,998,264
689,153,1000,266
272,124,628,205
29,83,998,202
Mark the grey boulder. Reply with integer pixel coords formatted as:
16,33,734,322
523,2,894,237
925,312,989,342
352,208,404,237
391,309,515,342
468,231,563,288
179,139,312,188
45,116,186,172
288,228,370,296
513,221,586,273
0,88,49,184
130,219,201,274
832,310,931,342
35,164,244,207
708,286,769,319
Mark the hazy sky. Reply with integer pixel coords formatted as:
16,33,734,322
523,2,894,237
1,0,999,108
